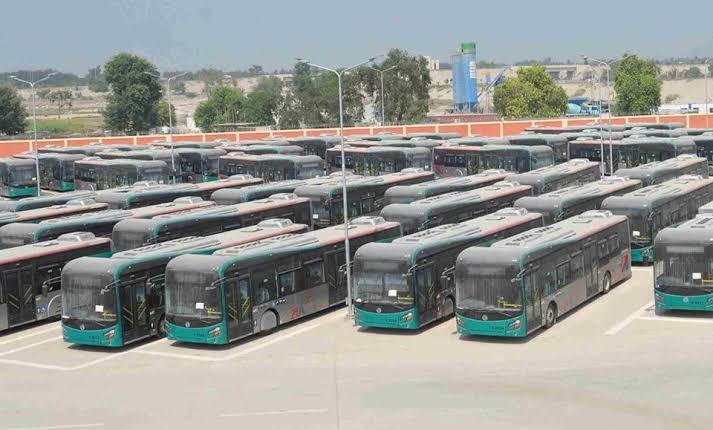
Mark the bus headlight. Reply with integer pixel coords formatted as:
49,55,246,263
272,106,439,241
655,293,663,302
401,312,413,322
104,329,115,340
508,320,521,330
208,326,221,337
707,297,713,305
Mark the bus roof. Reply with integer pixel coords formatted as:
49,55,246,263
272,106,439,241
655,214,713,245
0,232,111,266
150,141,225,149
601,175,713,211
76,158,168,168
447,137,510,146
294,169,434,197
625,122,685,130
0,190,98,212
0,158,36,168
150,193,307,221
506,134,568,145
14,152,85,161
434,144,552,154
613,155,707,182
221,144,304,154
38,144,138,155
505,159,599,184
383,170,508,203
219,153,322,163
327,146,431,156
211,174,355,204
0,200,108,225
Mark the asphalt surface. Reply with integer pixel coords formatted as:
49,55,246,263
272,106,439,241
1,267,712,430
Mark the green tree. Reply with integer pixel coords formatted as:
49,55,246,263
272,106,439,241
0,86,27,135
493,65,568,118
242,86,282,126
614,55,661,115
683,67,703,79
158,101,176,127
86,65,109,92
194,85,245,132
276,93,301,129
47,89,73,117
103,53,163,133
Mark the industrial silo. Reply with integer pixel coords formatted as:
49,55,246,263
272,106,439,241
451,42,478,112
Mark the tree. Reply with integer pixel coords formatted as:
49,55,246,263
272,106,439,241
247,65,264,75
194,85,245,132
683,67,703,79
493,65,568,118
47,89,73,117
103,53,163,133
158,101,176,127
0,86,27,135
241,78,284,126
614,55,662,115
664,94,680,104
86,65,109,92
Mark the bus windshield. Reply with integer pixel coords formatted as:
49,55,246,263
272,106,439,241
165,270,223,322
8,166,35,187
655,246,712,288
62,275,117,323
457,263,522,315
354,259,413,304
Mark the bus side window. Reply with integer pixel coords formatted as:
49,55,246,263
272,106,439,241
37,264,61,295
598,240,609,259
544,271,556,296
277,271,296,295
608,234,620,255
252,266,277,305
303,260,324,290
0,277,4,304
555,262,570,289
570,252,584,278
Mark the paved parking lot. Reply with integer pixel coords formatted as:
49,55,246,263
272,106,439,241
1,267,712,430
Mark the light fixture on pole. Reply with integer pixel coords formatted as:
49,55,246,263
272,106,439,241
581,55,606,178
368,65,397,127
10,72,58,196
144,71,188,184
296,55,381,316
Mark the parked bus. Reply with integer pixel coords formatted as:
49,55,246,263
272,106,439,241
569,137,697,173
601,175,713,263
613,155,708,186
98,148,226,183
380,181,532,235
405,132,461,140
294,169,435,227
61,219,309,347
288,136,341,159
560,130,626,142
219,154,323,183
625,122,685,130
0,199,108,227
346,133,409,142
221,144,304,155
150,141,224,149
326,146,432,175
0,158,40,197
39,143,138,156
447,137,510,146
455,210,631,337
684,128,713,136
210,173,355,205
504,159,600,195
221,139,292,147
14,153,84,192
353,208,544,330
112,193,313,251
623,128,688,138
74,158,169,191
95,175,262,209
515,177,642,224
0,232,112,333
688,133,713,171
506,134,569,163
0,197,214,248
383,169,509,205
0,190,98,212
433,145,555,178
164,216,401,345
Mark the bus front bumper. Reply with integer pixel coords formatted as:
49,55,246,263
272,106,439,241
631,246,653,264
456,313,526,337
166,321,228,345
355,307,418,330
655,291,713,312
62,324,123,348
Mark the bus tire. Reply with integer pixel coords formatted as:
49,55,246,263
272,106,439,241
602,272,612,294
260,310,279,334
442,296,455,320
544,303,557,329
156,316,167,338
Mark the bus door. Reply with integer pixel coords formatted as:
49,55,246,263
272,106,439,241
4,266,35,327
325,250,346,305
224,276,253,340
523,271,542,330
119,280,150,343
583,242,599,297
415,265,437,324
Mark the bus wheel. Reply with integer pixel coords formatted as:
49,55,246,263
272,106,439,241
544,303,557,329
442,297,455,320
602,272,612,294
260,311,279,334
157,316,167,338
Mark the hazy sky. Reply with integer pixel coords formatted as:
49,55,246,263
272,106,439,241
2,0,712,75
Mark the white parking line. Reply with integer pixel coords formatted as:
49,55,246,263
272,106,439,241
604,301,654,335
7,423,103,430
0,325,59,346
631,267,652,272
638,316,713,325
0,336,62,357
220,408,328,418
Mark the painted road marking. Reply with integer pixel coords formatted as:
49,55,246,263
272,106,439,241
631,267,652,272
0,325,59,346
7,423,104,430
604,301,654,335
0,336,62,357
638,316,713,325
220,408,328,418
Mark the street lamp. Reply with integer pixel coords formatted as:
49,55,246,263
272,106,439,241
705,59,711,128
368,65,397,126
581,55,606,178
296,55,381,316
144,71,188,183
10,72,58,196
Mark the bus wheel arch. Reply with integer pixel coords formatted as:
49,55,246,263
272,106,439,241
601,272,612,294
442,295,455,319
259,309,279,334
156,315,167,338
544,302,557,329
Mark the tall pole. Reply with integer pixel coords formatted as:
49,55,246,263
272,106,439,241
705,60,710,128
369,65,396,127
582,56,605,178
606,65,613,176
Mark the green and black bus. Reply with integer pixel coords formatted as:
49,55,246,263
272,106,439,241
506,134,569,163
623,128,688,138
613,154,708,186
455,210,631,337
326,146,432,175
688,133,713,172
505,159,600,195
14,152,85,192
446,137,510,147
0,190,98,212
61,219,309,347
380,181,533,235
111,193,313,251
383,169,508,205
515,177,642,224
601,175,713,264
354,208,544,330
406,132,461,140
39,143,138,156
211,173,355,205
74,158,169,191
0,158,40,197
433,145,554,177
0,232,112,333
0,199,108,227
164,216,401,345
150,141,224,149
219,154,324,183
288,136,341,159
98,148,226,183
221,144,304,156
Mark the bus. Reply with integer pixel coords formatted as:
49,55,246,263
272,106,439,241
150,141,225,149
625,122,685,130
0,199,108,228
221,139,292,147
164,216,401,345
653,214,713,313
346,133,409,142
506,134,569,163
601,175,713,264
39,143,138,156
326,146,432,175
0,158,40,197
0,190,98,212
353,208,544,330
433,145,555,178
0,197,215,249
623,128,688,138
383,169,509,205
288,136,341,159
560,130,626,142
405,132,461,140
688,133,713,171
112,193,313,251
98,148,226,183
210,173,355,205
504,159,600,195
61,219,309,347
0,232,112,333
221,144,304,155
219,154,323,183
454,210,631,337
74,158,169,191
613,155,708,186
447,137,510,146
294,169,435,227
380,181,532,235
514,176,642,225
685,128,713,136
95,175,263,209
525,125,604,134
14,152,84,192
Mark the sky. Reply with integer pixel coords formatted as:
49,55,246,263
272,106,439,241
1,0,713,75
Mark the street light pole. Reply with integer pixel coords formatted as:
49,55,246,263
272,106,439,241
705,60,710,128
10,72,57,196
297,56,380,316
368,65,397,126
582,56,605,178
